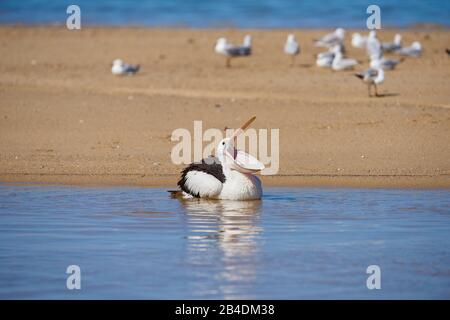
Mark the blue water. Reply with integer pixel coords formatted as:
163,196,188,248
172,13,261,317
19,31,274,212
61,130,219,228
0,184,449,299
0,0,449,28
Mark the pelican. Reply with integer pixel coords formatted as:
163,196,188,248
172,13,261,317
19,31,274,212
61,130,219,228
111,59,140,75
215,35,252,67
284,34,300,66
355,68,384,97
174,116,264,200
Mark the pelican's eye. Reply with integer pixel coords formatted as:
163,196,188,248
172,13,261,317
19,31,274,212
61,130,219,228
222,142,225,145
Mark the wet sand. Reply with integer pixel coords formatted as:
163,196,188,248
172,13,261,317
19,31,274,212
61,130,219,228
0,26,449,188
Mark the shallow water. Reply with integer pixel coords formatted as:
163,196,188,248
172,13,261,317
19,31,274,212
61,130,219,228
1,0,449,28
0,184,449,299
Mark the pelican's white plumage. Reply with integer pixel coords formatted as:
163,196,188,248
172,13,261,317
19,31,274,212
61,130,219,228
176,117,264,201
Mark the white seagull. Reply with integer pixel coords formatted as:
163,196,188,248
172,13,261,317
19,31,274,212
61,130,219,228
351,33,368,48
366,31,382,58
316,44,344,68
332,51,358,71
111,59,140,75
396,41,422,57
315,28,345,47
370,53,401,70
355,68,385,97
382,34,402,52
174,116,264,201
215,35,252,67
284,34,300,66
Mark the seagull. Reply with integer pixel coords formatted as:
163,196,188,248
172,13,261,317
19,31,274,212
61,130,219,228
215,35,252,67
355,68,384,97
316,53,334,67
316,44,343,68
174,116,264,200
382,34,402,52
315,28,345,48
351,33,368,49
284,34,300,66
396,41,421,57
332,51,358,71
111,59,140,75
370,53,401,70
366,31,382,58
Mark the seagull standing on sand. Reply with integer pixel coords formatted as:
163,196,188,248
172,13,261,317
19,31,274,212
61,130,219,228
355,68,384,97
215,35,252,67
315,28,345,47
396,41,422,57
332,51,358,71
111,59,140,75
382,34,402,52
174,116,264,200
284,34,300,66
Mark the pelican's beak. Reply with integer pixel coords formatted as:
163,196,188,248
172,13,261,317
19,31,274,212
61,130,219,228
226,116,265,173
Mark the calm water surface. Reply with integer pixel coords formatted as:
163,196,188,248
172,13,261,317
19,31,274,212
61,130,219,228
0,184,449,299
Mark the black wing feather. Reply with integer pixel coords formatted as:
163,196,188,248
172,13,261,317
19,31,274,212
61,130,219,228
177,157,225,198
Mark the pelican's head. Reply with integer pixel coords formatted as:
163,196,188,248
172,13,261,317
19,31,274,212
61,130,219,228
287,34,295,42
215,37,228,54
352,33,361,39
394,34,402,45
217,116,265,174
335,28,345,38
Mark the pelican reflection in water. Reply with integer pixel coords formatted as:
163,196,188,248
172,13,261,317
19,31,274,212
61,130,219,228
174,197,262,298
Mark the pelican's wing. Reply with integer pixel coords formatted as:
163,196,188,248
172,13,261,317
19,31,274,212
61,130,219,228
177,157,225,198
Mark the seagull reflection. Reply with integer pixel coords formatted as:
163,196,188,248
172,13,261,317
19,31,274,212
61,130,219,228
175,198,262,298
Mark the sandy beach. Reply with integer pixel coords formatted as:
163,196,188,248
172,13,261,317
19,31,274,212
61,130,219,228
0,26,449,188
